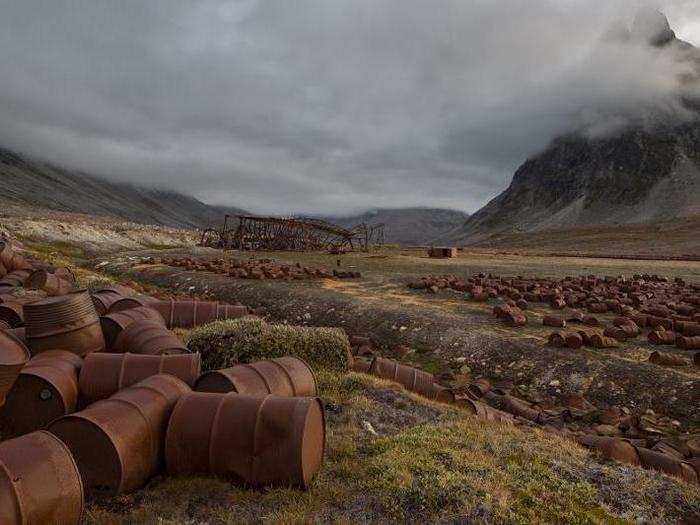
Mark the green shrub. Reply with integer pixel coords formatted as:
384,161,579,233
188,318,351,372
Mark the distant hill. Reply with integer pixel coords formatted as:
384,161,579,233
327,208,469,245
447,10,700,244
0,147,245,229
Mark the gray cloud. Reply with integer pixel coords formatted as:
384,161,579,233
0,0,699,215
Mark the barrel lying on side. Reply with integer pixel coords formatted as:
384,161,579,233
90,288,127,316
368,357,454,403
648,351,689,367
112,319,189,355
0,430,84,525
0,350,82,438
576,435,641,465
151,299,250,329
165,392,325,489
0,331,31,408
25,270,74,297
195,356,316,397
0,302,24,328
78,352,201,406
24,292,105,357
100,306,165,349
49,374,190,495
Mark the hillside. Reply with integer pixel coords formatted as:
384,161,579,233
0,147,244,229
328,208,469,245
449,11,700,243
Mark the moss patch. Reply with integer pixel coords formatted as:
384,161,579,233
188,318,352,372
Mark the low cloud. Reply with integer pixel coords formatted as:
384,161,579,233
0,0,698,215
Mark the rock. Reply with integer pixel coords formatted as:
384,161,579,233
361,420,378,436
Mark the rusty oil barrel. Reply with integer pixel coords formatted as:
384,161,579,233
458,398,514,425
0,331,31,408
78,352,201,407
100,306,165,349
634,447,698,485
548,331,566,347
543,315,566,328
0,350,82,438
576,435,640,465
351,357,372,374
48,374,190,495
648,330,677,345
0,270,33,288
677,336,700,350
589,334,619,348
499,395,542,422
0,242,31,273
151,299,250,329
107,295,156,313
467,378,492,398
0,302,24,328
369,357,452,402
195,356,316,397
25,270,74,297
24,292,105,357
112,319,189,355
90,288,127,316
565,332,583,349
648,351,689,367
165,392,325,489
0,430,84,525
675,321,700,336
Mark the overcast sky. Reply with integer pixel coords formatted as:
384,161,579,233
0,1,699,215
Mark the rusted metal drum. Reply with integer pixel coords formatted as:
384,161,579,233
25,270,74,297
112,319,189,355
0,430,84,525
648,351,689,367
576,435,640,465
351,357,372,374
565,332,583,349
648,330,677,345
78,352,201,406
0,242,31,273
695,352,700,367
467,378,492,398
49,374,190,495
196,356,316,397
90,288,127,316
151,299,250,329
590,334,619,348
647,315,674,330
100,306,165,349
0,350,82,438
5,327,25,344
165,392,325,489
0,270,32,288
0,331,31,408
24,292,105,357
0,302,24,328
543,316,566,328
548,331,565,347
499,395,542,422
675,321,700,336
634,447,698,484
677,336,700,350
369,357,451,402
505,312,526,326
458,398,514,425
107,295,156,313
0,319,10,331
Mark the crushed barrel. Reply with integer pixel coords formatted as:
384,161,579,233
0,430,84,525
648,330,677,345
576,435,640,465
369,357,453,403
165,392,325,489
195,356,316,397
648,351,689,367
78,352,200,406
25,270,74,297
634,447,698,485
0,350,82,438
49,374,190,495
24,292,105,357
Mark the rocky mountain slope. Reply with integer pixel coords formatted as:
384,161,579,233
449,11,700,243
327,208,469,245
0,147,245,229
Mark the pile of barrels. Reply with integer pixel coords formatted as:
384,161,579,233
350,346,700,486
147,255,361,280
408,271,700,366
0,242,326,524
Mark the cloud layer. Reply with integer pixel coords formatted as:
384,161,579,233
0,0,699,214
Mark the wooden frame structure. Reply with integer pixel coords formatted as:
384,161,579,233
200,215,384,252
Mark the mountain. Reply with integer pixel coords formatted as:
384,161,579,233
327,208,469,245
0,147,244,229
448,10,700,243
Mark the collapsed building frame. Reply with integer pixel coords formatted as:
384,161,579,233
200,215,385,252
